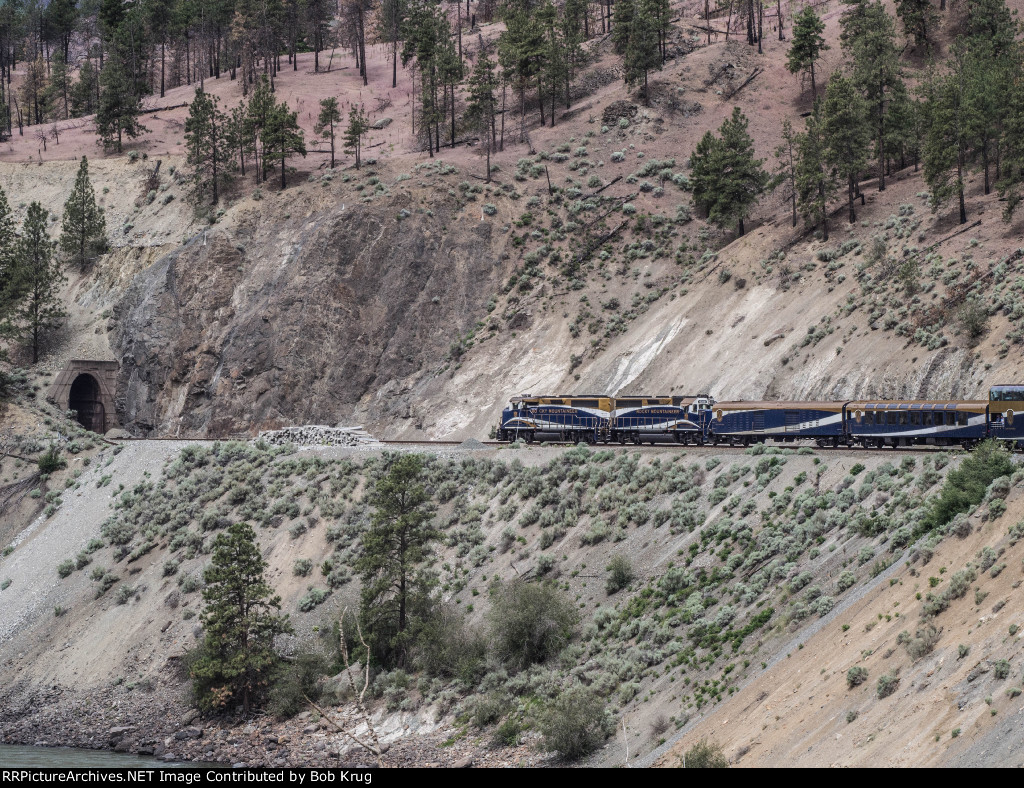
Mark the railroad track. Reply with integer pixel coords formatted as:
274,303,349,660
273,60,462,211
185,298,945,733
107,436,966,454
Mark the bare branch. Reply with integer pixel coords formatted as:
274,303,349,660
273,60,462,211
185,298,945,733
307,607,386,767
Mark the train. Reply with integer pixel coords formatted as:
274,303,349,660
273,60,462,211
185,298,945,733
496,384,1024,451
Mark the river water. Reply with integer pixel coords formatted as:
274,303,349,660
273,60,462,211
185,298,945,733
0,744,215,768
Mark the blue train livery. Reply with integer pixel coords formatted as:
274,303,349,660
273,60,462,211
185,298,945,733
844,400,988,448
495,386,1024,450
610,395,715,444
709,401,846,446
497,395,612,443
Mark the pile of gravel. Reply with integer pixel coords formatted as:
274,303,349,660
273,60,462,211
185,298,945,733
256,425,378,447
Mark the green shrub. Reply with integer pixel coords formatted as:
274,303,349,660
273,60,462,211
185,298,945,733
297,587,330,612
538,686,610,761
900,625,940,661
465,693,510,728
57,559,75,578
492,717,522,747
993,659,1011,680
38,446,66,474
268,649,331,719
414,604,487,683
921,441,1014,533
679,739,729,768
488,580,578,670
293,558,314,577
605,554,635,594
877,671,900,699
115,584,135,605
846,666,869,689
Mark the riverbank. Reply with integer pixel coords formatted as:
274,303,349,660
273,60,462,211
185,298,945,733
0,679,556,768
0,744,217,768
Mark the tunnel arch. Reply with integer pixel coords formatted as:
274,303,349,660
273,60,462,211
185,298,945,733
69,373,106,433
46,361,119,435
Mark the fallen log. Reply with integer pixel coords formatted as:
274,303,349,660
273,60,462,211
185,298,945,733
724,67,763,99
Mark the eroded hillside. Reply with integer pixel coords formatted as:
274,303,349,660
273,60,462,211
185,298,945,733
1,426,1021,765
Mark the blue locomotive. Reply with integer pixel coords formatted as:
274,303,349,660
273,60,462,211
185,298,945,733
496,395,613,443
610,395,715,444
496,385,1024,450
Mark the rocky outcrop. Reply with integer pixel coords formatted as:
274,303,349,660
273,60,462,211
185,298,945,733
111,194,504,437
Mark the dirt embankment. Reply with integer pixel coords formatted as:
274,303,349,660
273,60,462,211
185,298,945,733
653,486,1024,768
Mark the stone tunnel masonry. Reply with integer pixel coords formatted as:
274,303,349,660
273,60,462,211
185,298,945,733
46,360,120,434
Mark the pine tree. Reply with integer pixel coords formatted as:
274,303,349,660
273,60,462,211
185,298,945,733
10,203,67,364
402,0,439,154
773,119,799,227
612,0,634,55
261,101,306,189
190,522,291,714
96,48,147,153
795,104,836,241
60,157,107,271
540,2,565,127
465,51,498,181
378,0,408,88
247,77,276,183
46,0,79,64
623,0,662,103
689,107,769,236
71,60,99,118
787,7,828,99
922,45,973,224
962,0,1018,57
960,2,1018,196
0,185,17,334
20,57,48,126
498,4,547,133
356,454,437,667
43,53,72,121
184,89,229,205
895,0,938,52
998,67,1024,220
343,103,369,169
561,0,588,107
884,90,923,174
226,102,255,180
820,72,871,223
314,97,342,169
841,1,904,192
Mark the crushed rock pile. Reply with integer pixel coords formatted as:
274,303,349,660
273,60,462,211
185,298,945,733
256,425,378,447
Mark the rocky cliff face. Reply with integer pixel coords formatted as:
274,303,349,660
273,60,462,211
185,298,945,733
112,193,504,437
